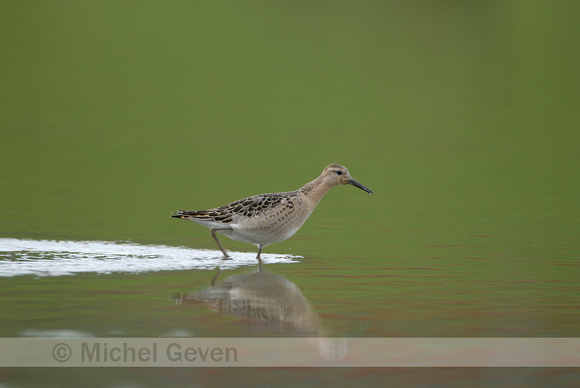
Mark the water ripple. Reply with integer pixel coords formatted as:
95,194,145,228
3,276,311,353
0,238,300,277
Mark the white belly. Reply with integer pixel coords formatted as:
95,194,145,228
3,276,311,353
219,205,311,246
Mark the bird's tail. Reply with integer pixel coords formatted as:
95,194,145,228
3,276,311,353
171,210,195,219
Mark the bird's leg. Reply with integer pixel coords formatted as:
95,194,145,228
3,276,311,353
256,245,263,270
210,227,232,259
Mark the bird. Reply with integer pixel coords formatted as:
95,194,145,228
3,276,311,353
172,164,372,264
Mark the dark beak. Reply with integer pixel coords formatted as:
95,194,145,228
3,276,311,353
348,178,373,195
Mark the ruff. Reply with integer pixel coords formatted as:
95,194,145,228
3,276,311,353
172,164,372,264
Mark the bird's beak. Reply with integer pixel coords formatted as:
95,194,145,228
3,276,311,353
348,178,373,195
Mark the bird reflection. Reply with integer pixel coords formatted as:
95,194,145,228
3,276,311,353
176,266,321,336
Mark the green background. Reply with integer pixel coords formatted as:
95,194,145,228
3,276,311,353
1,1,579,387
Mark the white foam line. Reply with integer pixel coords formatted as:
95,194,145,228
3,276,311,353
0,238,300,277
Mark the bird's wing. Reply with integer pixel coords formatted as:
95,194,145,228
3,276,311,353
172,192,294,223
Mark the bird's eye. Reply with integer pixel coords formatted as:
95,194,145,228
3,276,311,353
335,170,343,175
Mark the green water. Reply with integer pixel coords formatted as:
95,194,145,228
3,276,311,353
1,1,579,386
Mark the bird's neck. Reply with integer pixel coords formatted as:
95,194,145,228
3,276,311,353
299,177,333,209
